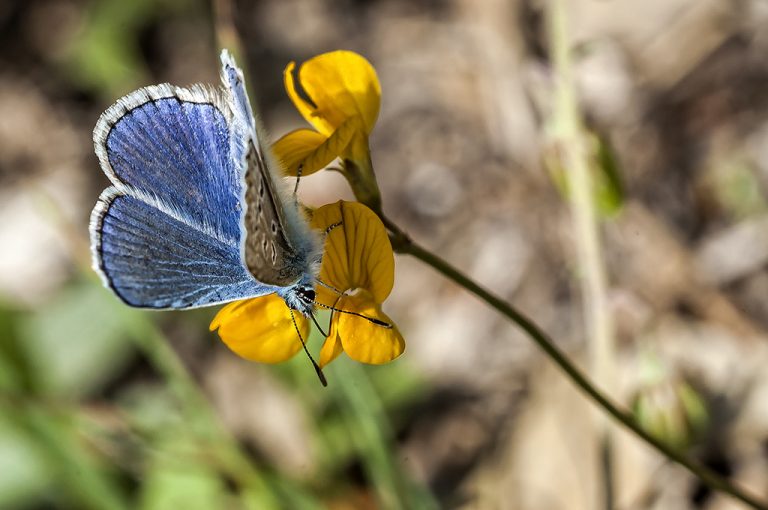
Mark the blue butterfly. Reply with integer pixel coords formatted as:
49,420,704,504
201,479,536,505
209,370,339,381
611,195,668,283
89,51,322,317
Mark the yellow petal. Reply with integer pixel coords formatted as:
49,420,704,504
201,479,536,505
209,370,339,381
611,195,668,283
318,316,343,368
336,292,404,365
284,61,326,135
271,128,329,176
285,51,381,136
272,118,359,177
310,201,394,304
210,294,309,363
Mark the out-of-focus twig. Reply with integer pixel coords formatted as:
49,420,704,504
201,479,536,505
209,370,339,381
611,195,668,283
212,0,244,62
547,0,616,507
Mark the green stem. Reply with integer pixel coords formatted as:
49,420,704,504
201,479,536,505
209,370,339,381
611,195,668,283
380,214,768,510
548,0,615,506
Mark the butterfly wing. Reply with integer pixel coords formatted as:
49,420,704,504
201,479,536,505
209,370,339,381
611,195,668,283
92,188,273,308
219,52,321,288
90,84,273,309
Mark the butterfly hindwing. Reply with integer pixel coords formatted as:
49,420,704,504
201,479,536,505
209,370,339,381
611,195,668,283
92,188,273,308
241,142,306,286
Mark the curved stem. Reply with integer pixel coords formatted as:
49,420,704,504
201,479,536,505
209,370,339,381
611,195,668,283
380,214,768,510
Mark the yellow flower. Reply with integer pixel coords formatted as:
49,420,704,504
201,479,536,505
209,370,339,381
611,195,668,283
272,50,383,211
210,294,309,364
209,201,403,370
311,201,404,367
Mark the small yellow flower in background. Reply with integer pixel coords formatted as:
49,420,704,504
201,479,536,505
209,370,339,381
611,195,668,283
273,50,383,211
210,200,403,369
311,201,404,367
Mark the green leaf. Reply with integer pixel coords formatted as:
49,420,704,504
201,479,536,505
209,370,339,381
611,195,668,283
139,434,228,510
61,0,196,100
0,303,37,393
592,133,624,217
0,417,53,509
17,281,139,398
544,130,624,219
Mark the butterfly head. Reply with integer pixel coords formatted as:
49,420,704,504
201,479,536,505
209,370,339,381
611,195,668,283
278,274,317,317
294,285,316,308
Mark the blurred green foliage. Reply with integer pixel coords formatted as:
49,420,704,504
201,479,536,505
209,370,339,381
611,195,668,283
63,0,198,100
545,130,625,218
0,276,434,509
631,353,710,452
707,155,767,220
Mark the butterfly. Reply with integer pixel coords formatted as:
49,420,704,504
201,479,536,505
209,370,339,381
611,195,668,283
89,50,323,319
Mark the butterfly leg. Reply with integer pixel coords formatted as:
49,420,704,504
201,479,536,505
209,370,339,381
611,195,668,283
293,163,304,195
316,278,344,296
314,220,344,296
324,221,342,236
325,293,344,333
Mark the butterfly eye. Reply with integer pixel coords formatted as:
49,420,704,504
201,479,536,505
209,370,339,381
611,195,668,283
298,287,315,303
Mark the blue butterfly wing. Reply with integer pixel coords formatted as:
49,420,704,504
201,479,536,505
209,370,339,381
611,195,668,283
90,85,271,309
93,189,272,308
94,84,248,242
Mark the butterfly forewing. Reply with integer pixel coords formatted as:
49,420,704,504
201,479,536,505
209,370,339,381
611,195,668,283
242,138,306,287
219,51,317,289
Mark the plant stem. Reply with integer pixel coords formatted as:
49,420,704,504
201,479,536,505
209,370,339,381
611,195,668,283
548,0,616,506
380,214,768,510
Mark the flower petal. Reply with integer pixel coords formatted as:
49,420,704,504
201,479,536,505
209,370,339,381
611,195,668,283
272,128,329,177
272,119,360,177
318,316,343,368
310,201,394,304
284,61,331,136
210,294,308,363
285,51,381,136
336,292,404,364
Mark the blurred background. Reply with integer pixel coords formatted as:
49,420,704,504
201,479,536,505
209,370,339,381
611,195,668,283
2,0,768,509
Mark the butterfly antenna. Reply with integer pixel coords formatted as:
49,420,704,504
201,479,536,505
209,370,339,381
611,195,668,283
324,221,342,235
293,164,303,195
313,300,392,328
327,295,343,332
316,278,344,296
289,307,327,386
309,311,329,337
